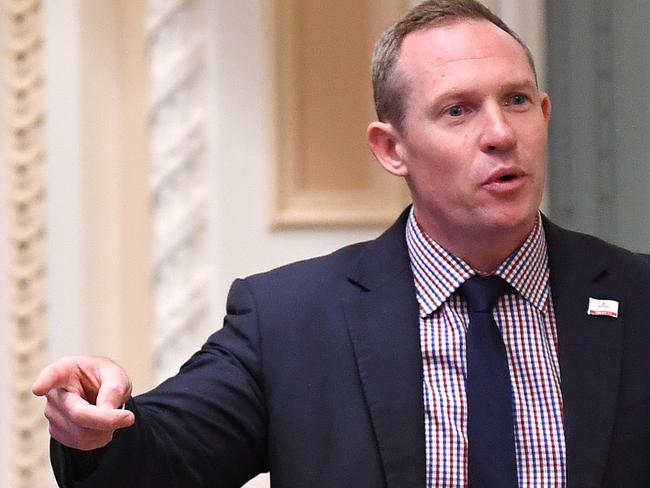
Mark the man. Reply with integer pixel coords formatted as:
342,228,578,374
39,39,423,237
33,1,650,487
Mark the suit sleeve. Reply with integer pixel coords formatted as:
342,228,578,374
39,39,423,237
51,278,269,487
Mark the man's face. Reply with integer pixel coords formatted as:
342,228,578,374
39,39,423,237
384,20,550,250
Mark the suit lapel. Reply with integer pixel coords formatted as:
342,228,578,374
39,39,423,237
342,209,426,488
544,218,625,487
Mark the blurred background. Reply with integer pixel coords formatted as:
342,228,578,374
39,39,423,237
1,0,648,487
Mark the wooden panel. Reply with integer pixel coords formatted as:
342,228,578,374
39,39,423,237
273,0,410,227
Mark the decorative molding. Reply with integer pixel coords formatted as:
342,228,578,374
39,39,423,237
1,0,49,486
146,0,210,382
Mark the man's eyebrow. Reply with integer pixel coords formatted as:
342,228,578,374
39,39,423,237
432,80,537,102
422,79,540,113
499,80,538,92
429,89,479,105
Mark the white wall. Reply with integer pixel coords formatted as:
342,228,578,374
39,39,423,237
203,0,386,336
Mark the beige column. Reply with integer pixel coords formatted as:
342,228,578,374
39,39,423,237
77,0,153,393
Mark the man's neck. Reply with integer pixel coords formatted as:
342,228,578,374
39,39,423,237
412,211,538,274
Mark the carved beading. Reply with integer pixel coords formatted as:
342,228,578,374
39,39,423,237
146,0,209,382
2,0,49,486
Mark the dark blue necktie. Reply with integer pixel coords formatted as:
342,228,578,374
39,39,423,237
459,275,518,487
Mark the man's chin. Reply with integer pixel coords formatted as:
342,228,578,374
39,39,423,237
479,208,539,238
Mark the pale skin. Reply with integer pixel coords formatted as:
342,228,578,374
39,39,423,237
368,20,551,272
32,356,135,450
34,19,551,452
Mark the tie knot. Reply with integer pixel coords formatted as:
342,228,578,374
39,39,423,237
459,275,510,312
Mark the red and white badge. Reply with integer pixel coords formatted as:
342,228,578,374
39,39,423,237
587,297,619,318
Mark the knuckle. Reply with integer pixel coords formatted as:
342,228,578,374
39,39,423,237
67,404,85,425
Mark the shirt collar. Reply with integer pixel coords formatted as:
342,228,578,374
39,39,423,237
406,208,550,317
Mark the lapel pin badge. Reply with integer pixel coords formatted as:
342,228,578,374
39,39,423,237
587,297,619,318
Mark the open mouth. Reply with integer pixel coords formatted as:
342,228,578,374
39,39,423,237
483,168,526,190
485,167,525,185
498,174,516,182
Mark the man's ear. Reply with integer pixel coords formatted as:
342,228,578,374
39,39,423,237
540,92,552,121
367,121,409,177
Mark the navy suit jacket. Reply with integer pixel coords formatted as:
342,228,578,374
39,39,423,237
54,209,650,487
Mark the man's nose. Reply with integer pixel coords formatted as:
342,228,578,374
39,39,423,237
479,105,516,153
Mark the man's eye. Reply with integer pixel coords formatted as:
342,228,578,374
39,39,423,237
447,105,464,117
511,94,528,105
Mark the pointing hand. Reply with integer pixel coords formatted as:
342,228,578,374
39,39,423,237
32,356,135,451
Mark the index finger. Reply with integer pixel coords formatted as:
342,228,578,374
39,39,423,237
32,361,77,396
